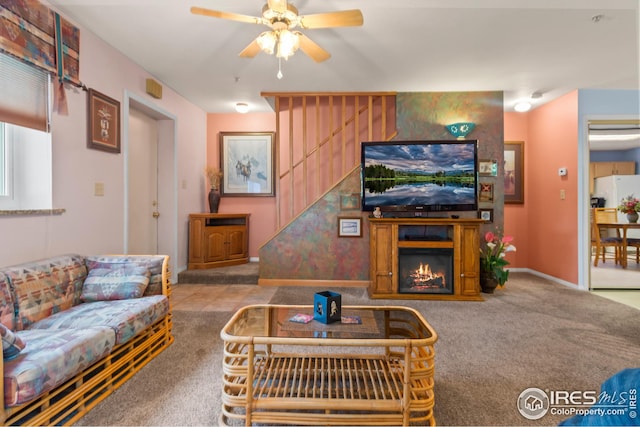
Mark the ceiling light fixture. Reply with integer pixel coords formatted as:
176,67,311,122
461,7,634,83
235,103,249,114
514,102,532,113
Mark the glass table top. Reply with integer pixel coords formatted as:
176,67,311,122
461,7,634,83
221,304,436,342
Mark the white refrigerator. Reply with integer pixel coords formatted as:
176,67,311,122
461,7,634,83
593,174,640,239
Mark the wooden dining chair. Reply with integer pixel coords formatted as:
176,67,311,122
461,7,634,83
592,208,623,267
626,238,640,264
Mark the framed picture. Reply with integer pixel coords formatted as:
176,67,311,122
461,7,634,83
479,182,494,203
478,209,494,223
504,141,524,204
340,194,361,210
219,132,275,196
479,159,498,176
87,89,120,153
338,217,362,237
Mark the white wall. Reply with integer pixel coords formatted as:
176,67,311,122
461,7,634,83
0,10,207,271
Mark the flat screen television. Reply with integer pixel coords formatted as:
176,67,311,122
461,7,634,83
361,140,478,213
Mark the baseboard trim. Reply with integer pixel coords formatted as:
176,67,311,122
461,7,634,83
259,279,370,288
509,268,580,290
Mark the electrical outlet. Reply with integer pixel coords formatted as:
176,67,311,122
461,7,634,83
560,189,566,200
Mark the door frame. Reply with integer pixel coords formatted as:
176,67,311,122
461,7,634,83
123,91,178,282
579,115,639,291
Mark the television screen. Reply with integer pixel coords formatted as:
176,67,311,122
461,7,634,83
361,140,478,213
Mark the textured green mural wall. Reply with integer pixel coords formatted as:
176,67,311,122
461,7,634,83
260,167,367,281
259,91,504,283
396,91,505,230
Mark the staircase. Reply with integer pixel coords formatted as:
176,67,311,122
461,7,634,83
261,92,397,229
177,262,259,285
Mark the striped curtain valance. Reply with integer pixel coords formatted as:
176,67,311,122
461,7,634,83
0,0,80,85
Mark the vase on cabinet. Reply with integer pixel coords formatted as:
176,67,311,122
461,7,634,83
208,188,220,213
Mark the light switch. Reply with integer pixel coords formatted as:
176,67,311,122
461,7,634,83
560,189,566,200
181,179,187,190
95,182,104,196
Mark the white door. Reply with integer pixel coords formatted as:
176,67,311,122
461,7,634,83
127,107,159,254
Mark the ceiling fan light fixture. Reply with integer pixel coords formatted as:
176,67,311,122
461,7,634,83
276,29,299,59
257,31,277,55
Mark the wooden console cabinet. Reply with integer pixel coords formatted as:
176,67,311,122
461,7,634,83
369,217,483,301
188,213,249,269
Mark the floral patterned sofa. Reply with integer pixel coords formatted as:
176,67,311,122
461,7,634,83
0,254,174,426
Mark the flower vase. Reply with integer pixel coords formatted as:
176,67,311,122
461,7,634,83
480,270,499,294
208,188,220,213
627,212,639,223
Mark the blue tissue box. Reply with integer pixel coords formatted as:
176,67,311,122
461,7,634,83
314,291,341,324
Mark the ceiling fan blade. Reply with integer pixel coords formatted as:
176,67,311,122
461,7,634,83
299,9,363,29
297,33,330,63
239,38,262,58
190,6,260,25
267,0,287,13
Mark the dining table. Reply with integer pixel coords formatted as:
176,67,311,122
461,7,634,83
597,221,640,268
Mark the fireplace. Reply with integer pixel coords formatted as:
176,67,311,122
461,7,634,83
398,248,453,294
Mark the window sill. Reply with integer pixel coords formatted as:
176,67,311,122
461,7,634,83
0,209,66,216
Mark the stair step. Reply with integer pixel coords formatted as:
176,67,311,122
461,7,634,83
177,262,259,285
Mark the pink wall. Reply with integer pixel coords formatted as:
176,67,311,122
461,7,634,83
503,112,529,269
504,92,579,284
0,5,207,274
206,113,277,258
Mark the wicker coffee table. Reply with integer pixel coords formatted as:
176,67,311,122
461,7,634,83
220,304,438,426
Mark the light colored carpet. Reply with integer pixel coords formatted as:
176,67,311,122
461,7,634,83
75,273,640,426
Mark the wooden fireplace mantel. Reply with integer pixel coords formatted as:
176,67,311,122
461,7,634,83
368,217,484,301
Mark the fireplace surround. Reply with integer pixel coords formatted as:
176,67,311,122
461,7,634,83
369,217,483,300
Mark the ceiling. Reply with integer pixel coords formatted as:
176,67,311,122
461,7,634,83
47,0,638,117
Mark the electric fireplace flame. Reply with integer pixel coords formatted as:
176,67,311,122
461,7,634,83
398,248,453,294
408,262,446,289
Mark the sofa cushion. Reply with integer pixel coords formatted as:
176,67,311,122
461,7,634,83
0,271,16,330
81,266,150,302
4,255,88,330
29,295,169,345
1,323,26,360
86,256,165,296
3,327,116,407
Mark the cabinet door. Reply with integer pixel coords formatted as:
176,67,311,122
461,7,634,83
459,225,480,295
188,217,205,264
370,224,394,294
592,162,615,178
226,227,248,260
205,229,226,262
614,162,635,175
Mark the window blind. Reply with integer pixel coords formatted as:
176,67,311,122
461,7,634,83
0,52,49,132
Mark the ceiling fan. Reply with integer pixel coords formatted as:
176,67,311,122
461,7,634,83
191,0,363,66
